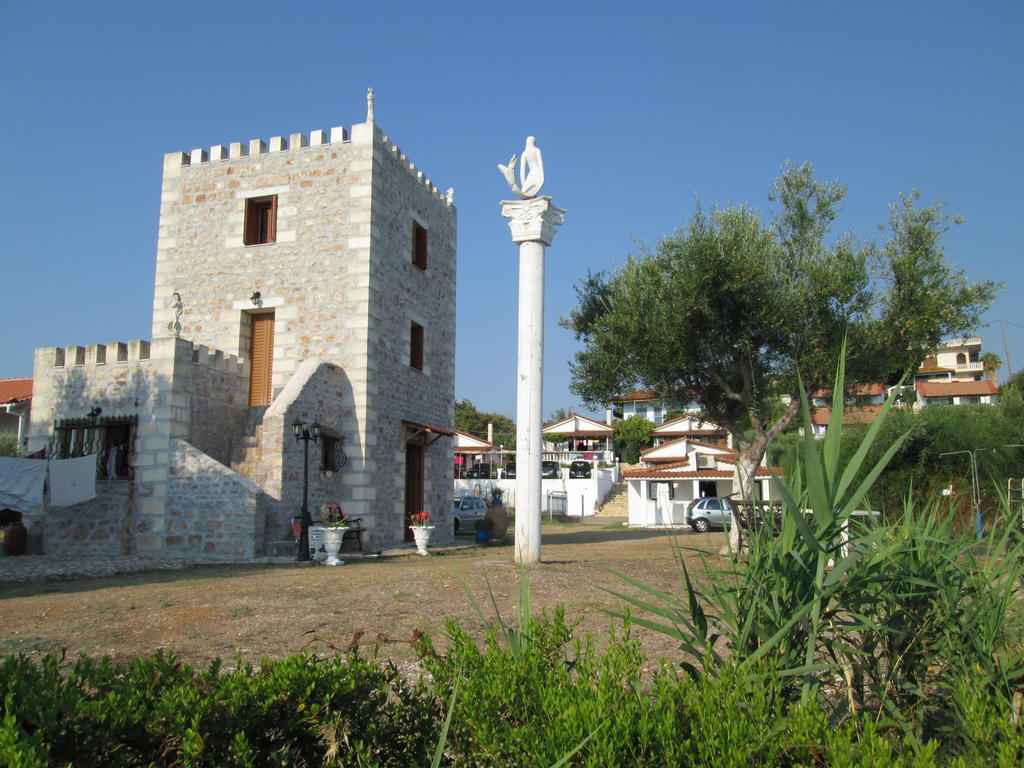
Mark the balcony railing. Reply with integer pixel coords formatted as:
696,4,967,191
955,362,983,372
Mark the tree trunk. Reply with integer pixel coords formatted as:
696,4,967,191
727,450,762,553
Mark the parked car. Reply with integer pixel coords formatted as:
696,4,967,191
502,461,560,479
686,497,734,533
453,495,488,533
466,462,497,479
568,460,592,479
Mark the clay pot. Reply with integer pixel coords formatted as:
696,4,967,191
486,504,509,539
3,522,28,556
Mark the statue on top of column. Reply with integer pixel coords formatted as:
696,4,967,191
498,136,545,199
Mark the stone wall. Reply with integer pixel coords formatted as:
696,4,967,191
26,336,255,557
172,344,249,466
258,359,354,552
364,129,458,545
165,440,264,558
151,116,457,552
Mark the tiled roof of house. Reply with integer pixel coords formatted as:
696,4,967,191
453,429,493,450
810,405,885,426
542,412,614,435
623,463,776,480
917,380,998,398
0,378,32,404
811,382,885,398
611,389,661,403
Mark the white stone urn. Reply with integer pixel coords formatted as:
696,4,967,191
409,525,435,556
322,526,348,566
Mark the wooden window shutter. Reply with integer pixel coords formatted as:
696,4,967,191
244,196,278,245
410,322,424,370
412,221,427,270
249,313,275,405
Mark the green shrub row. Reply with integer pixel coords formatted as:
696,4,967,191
0,651,434,768
2,614,1022,767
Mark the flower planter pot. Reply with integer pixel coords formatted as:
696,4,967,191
475,529,491,544
322,527,348,566
486,504,509,539
409,525,435,556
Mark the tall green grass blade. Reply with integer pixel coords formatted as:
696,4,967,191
431,665,461,768
822,336,848,488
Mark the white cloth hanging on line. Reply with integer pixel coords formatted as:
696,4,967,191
0,456,48,513
49,454,98,507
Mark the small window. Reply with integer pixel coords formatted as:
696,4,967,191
244,195,277,245
412,221,428,270
50,415,137,480
320,433,347,473
410,321,424,370
647,481,675,500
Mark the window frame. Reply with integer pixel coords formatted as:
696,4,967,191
412,220,428,270
49,415,138,481
647,481,676,501
410,321,424,370
244,195,278,246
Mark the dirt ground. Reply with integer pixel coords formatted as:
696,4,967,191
0,520,727,672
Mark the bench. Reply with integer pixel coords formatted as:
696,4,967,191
341,517,364,553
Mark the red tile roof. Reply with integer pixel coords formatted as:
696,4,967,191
917,380,998,398
0,378,32,404
811,382,885,398
623,465,776,480
810,405,885,426
611,389,660,403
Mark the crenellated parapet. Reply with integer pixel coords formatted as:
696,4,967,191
38,340,152,368
164,121,453,207
380,134,455,205
185,342,247,377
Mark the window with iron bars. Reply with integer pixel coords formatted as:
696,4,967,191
48,415,138,480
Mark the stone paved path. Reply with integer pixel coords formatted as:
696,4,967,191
0,554,285,584
0,541,475,585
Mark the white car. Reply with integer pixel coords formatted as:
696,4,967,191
686,497,734,533
453,495,488,534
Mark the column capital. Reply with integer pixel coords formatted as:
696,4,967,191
500,197,566,246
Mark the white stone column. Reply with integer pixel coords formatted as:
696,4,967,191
501,196,565,564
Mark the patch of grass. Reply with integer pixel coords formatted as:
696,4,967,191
0,635,63,654
230,605,254,617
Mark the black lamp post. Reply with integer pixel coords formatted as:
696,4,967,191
292,417,321,562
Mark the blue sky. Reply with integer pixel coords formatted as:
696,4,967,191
2,1,1022,421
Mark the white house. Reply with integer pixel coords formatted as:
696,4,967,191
651,415,732,449
623,420,778,527
542,412,614,460
610,389,700,424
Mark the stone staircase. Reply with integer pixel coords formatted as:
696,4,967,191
595,478,629,517
230,406,268,486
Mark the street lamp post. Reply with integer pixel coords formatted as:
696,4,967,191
939,444,1024,540
292,417,321,562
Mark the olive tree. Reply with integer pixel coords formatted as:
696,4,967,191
564,162,997,548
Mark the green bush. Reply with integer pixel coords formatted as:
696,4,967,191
0,650,435,767
2,624,1023,766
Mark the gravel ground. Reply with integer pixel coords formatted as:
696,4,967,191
0,519,727,672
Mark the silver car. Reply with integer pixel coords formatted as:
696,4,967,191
686,497,733,533
453,495,488,534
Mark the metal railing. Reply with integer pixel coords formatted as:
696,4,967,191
546,491,567,517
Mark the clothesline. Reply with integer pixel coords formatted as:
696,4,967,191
0,454,98,513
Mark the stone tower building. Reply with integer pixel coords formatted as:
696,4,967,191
26,98,457,556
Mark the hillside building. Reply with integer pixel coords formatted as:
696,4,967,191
24,96,457,557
